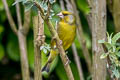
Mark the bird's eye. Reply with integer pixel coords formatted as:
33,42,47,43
63,14,68,16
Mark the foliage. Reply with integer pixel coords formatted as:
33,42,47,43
99,32,120,79
0,0,117,79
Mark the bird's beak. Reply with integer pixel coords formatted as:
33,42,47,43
57,12,64,18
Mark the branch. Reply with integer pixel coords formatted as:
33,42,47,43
33,11,44,80
2,0,18,35
64,0,73,11
59,0,65,10
18,30,30,80
15,2,30,80
46,19,74,80
16,3,22,29
23,10,31,35
66,0,92,73
45,1,51,19
3,0,30,80
34,2,75,80
72,43,84,80
34,2,45,19
86,0,93,8
83,0,93,32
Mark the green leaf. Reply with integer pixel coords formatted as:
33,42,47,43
116,47,120,52
24,1,34,12
76,0,90,14
112,32,120,44
112,68,120,78
0,44,5,61
52,4,61,14
43,48,47,54
49,0,55,4
100,53,109,59
98,40,105,43
104,42,112,50
40,1,48,11
12,0,25,6
116,52,120,57
107,32,113,44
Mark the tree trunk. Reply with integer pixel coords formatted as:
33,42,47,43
91,0,107,80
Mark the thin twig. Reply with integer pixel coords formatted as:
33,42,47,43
16,3,22,29
59,0,65,10
45,1,51,19
66,0,92,73
47,19,74,80
33,11,44,80
34,2,75,80
85,0,93,31
64,0,73,11
16,2,30,80
23,10,31,35
3,0,30,80
18,30,30,80
2,0,18,35
34,2,45,19
72,43,84,80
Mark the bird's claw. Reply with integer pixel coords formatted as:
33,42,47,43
65,55,71,66
36,35,45,46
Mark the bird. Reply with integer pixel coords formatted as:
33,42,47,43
42,11,76,72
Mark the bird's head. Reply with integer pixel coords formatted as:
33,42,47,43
57,11,75,24
57,11,72,18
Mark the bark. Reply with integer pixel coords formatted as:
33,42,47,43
113,0,120,32
72,43,84,80
2,0,31,80
91,0,107,80
33,11,44,80
18,31,30,80
16,3,30,80
2,0,18,35
34,2,75,80
69,0,92,73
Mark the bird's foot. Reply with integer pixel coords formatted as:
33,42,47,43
65,55,71,66
36,34,45,46
59,40,63,45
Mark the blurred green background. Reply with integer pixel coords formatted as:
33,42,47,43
0,0,115,80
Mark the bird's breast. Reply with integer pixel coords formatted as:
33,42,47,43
57,21,76,50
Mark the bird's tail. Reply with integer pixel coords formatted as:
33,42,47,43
42,62,50,72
